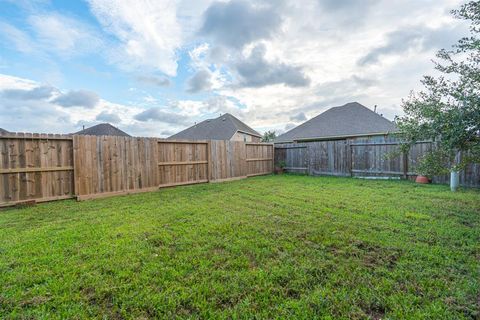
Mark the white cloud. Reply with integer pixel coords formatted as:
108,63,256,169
28,13,102,55
0,12,102,60
0,74,144,134
190,0,468,132
0,22,35,53
88,0,183,76
96,111,122,124
0,74,208,138
0,0,470,137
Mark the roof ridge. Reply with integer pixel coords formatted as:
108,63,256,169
74,122,130,137
346,102,395,124
224,113,261,136
224,114,238,139
168,113,260,140
275,101,397,142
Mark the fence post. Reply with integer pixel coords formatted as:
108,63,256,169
403,149,408,180
349,143,353,177
271,144,274,174
72,135,77,198
207,140,211,182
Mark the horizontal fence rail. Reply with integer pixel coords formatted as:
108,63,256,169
0,133,75,207
0,133,274,207
275,137,480,188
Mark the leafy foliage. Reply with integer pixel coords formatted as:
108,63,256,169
275,160,286,169
415,148,452,176
396,1,480,173
261,130,277,142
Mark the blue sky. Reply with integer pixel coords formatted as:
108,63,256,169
0,0,468,136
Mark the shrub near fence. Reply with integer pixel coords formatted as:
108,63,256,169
0,133,274,207
275,136,480,187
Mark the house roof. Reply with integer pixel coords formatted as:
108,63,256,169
74,123,131,137
168,113,261,140
276,102,398,143
0,128,9,135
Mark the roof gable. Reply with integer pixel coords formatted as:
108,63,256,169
168,113,260,140
74,123,131,137
0,128,9,135
276,102,397,142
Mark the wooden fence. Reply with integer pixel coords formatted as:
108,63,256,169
275,136,480,188
0,133,274,206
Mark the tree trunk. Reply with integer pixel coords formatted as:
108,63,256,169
450,151,461,192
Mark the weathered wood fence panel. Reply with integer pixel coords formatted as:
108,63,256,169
274,144,308,173
275,137,480,187
309,140,350,176
0,133,74,206
0,133,273,206
351,142,405,177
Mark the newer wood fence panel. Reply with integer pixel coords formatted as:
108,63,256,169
245,143,274,177
209,140,247,181
157,140,209,187
0,135,273,206
0,133,74,206
73,135,159,200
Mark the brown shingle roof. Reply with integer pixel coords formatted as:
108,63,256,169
168,113,260,140
276,102,398,142
74,123,131,137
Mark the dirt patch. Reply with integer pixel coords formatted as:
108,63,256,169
82,287,124,320
340,240,403,270
19,295,51,307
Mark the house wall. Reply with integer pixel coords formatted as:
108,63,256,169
231,131,261,142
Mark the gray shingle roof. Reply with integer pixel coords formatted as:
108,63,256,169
0,128,9,135
168,113,261,140
74,123,131,137
276,102,397,142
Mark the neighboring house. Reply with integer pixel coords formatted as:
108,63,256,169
0,128,9,135
169,113,262,142
275,102,397,143
74,123,131,137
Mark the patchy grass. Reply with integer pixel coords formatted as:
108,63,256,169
0,175,479,319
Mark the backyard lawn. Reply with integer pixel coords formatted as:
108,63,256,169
0,175,479,319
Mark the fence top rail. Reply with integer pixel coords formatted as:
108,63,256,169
274,146,307,149
158,139,209,144
350,140,432,147
245,142,274,146
0,134,73,140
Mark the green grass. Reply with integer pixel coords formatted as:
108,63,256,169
1,175,479,319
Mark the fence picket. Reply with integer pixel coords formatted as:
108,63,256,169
275,139,480,187
0,135,274,206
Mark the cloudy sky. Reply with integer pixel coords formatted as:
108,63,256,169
0,0,469,136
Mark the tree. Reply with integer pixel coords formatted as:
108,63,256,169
395,1,480,190
261,130,277,142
